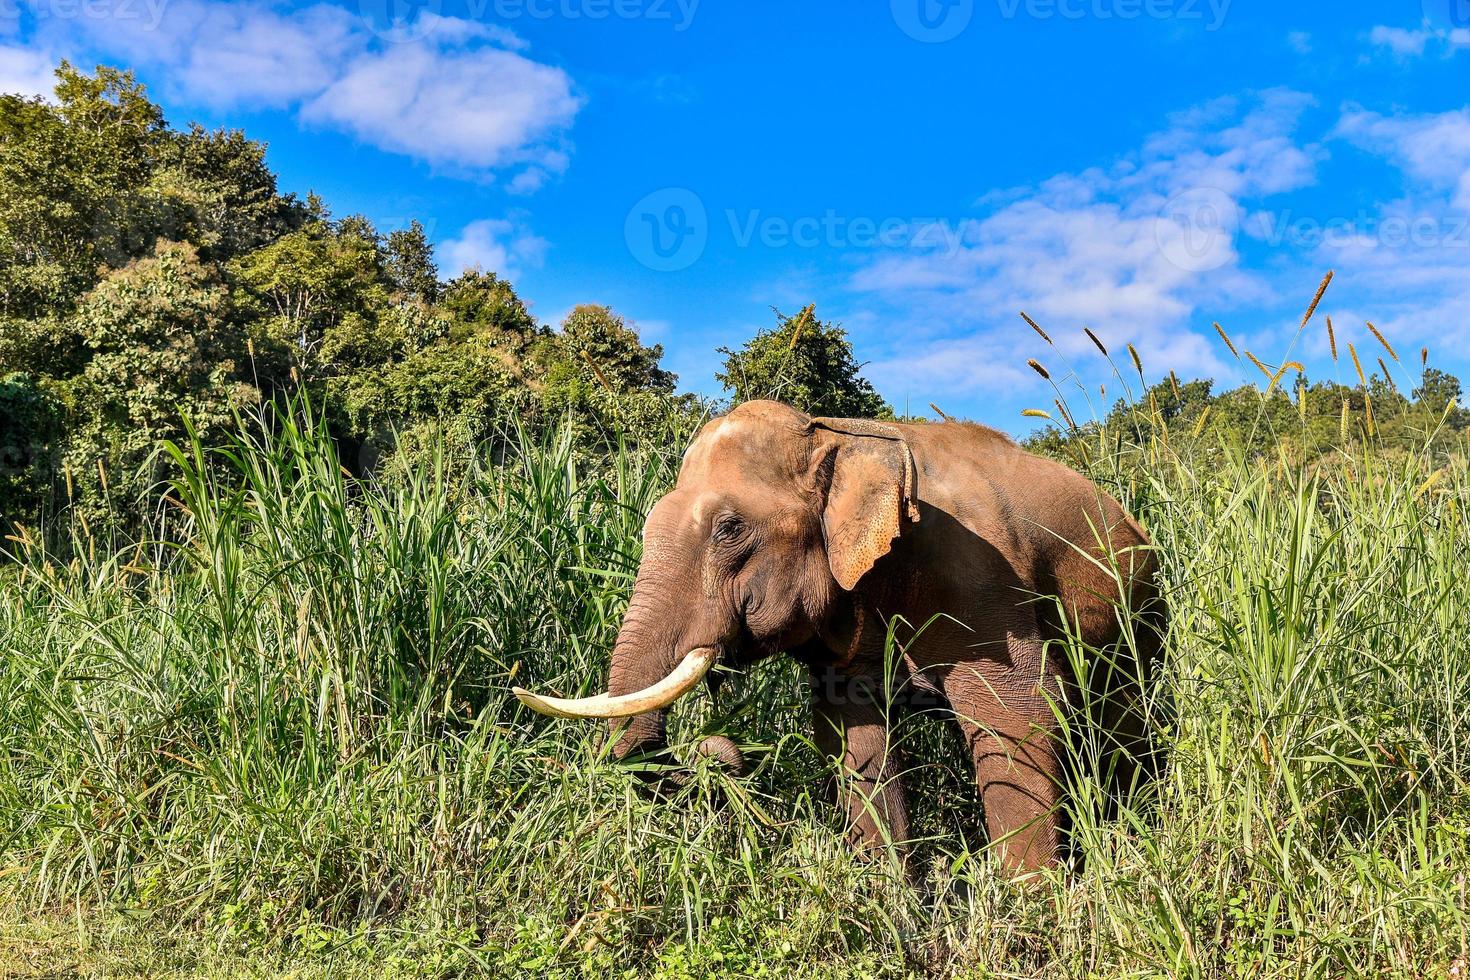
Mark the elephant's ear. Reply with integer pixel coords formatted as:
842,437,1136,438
807,418,920,591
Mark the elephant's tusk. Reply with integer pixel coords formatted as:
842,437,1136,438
512,647,718,719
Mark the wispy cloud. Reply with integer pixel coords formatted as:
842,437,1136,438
303,28,579,175
847,90,1319,403
0,44,58,99
1335,106,1470,209
438,217,550,280
1366,23,1470,59
1316,106,1470,360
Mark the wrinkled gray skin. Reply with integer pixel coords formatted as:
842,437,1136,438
605,400,1163,873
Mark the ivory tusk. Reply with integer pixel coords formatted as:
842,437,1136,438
512,647,717,719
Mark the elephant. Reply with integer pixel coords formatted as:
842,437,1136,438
515,399,1165,874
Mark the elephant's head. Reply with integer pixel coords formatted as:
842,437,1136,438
513,400,919,772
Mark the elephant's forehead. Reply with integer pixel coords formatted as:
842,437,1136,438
681,416,786,476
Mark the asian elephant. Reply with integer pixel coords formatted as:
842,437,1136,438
515,400,1165,874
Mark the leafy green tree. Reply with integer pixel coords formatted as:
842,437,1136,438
152,123,305,264
717,306,888,418
441,269,537,339
327,268,541,459
62,241,256,522
534,305,687,439
228,218,391,378
386,221,440,305
555,304,674,394
0,372,63,524
1414,368,1467,423
0,63,166,319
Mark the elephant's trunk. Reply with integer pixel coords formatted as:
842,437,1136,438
603,583,684,759
513,576,745,775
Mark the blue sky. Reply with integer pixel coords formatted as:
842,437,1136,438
4,0,1470,430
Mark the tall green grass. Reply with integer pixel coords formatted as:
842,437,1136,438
2,397,1468,977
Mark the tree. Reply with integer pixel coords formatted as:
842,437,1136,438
717,306,888,418
0,63,167,319
386,221,440,304
153,123,306,264
63,241,256,522
228,218,390,378
440,269,536,339
0,372,62,524
556,304,674,394
1414,368,1463,417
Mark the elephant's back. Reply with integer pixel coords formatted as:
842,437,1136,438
902,422,1159,646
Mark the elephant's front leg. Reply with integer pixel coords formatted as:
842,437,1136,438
942,644,1066,874
809,666,911,852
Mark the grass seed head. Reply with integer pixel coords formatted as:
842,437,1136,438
1214,322,1239,358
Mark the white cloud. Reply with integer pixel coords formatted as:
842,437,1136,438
1367,23,1470,58
1369,25,1435,57
22,2,582,180
1312,106,1470,357
1335,106,1470,209
303,36,580,174
438,218,549,279
38,0,359,107
847,90,1318,400
0,45,58,99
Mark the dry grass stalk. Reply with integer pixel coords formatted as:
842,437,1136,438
1054,398,1077,430
1348,343,1367,387
788,304,815,350
581,351,614,392
1326,316,1338,362
1214,322,1238,358
1378,358,1395,391
1028,359,1051,381
1365,321,1398,364
1192,405,1212,437
1085,327,1108,357
1300,269,1334,329
1020,311,1053,346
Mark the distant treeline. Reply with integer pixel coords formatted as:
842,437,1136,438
1026,367,1470,462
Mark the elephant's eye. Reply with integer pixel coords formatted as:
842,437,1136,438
712,514,745,544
